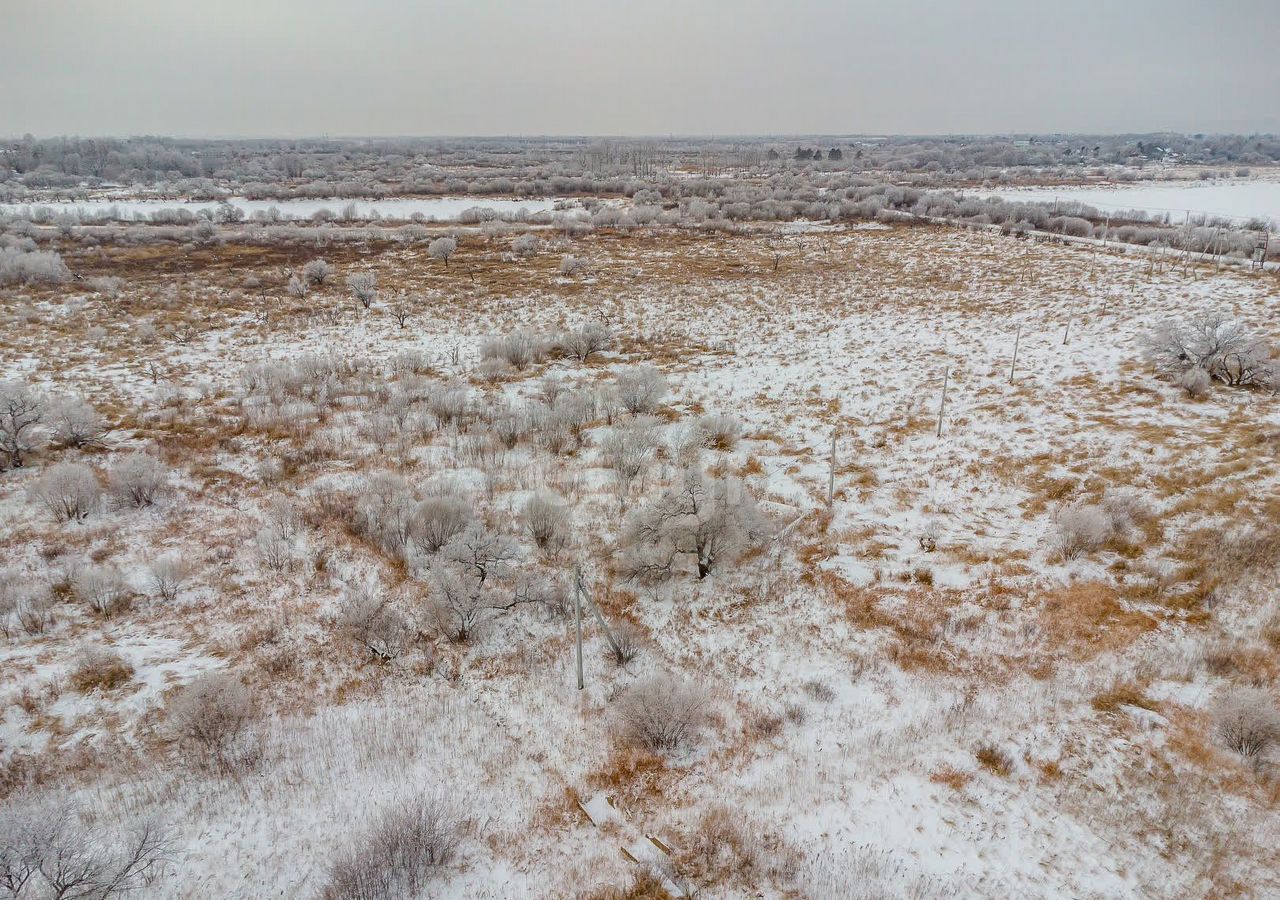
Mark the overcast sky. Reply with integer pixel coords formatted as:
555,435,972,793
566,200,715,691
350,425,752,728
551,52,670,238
3,0,1276,138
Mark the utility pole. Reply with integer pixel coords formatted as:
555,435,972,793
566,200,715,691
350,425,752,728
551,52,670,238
575,569,622,663
827,429,837,506
1009,325,1021,385
936,367,949,438
573,566,584,691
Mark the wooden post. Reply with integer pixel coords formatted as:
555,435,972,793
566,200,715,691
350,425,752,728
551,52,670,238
1101,214,1110,249
573,566,584,691
936,367,949,438
1009,325,1021,385
827,429,836,506
1063,316,1071,346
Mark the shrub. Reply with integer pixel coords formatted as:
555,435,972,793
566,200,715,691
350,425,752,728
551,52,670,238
607,621,644,667
600,418,660,493
106,453,169,507
0,246,71,285
613,366,667,415
1213,687,1280,759
30,462,101,522
1179,367,1211,399
49,398,108,449
559,254,587,276
522,493,571,555
322,794,463,900
347,272,378,308
511,233,540,256
428,236,457,266
303,258,333,285
480,331,545,370
167,672,258,772
70,645,135,692
410,495,473,554
615,674,709,753
72,564,131,616
1053,503,1110,560
560,323,614,362
150,555,192,602
695,414,741,451
340,586,411,662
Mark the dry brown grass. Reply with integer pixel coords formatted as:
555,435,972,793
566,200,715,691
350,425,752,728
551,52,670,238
1039,580,1158,661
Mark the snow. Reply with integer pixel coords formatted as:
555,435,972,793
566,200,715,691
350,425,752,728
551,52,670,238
976,178,1280,227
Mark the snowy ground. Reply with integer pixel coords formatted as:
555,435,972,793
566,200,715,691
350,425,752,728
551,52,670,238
2,221,1279,898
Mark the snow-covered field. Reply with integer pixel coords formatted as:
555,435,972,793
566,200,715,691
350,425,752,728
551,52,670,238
2,221,1279,898
977,178,1280,227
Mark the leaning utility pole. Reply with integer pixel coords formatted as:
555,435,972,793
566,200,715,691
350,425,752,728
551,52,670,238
827,429,837,506
936,368,949,438
573,567,584,691
1009,325,1021,385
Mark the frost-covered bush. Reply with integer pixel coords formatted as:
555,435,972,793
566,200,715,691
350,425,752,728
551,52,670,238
167,672,258,772
613,365,667,415
322,794,462,900
696,414,741,451
0,246,71,285
287,274,309,298
560,323,613,362
522,493,570,555
107,453,169,507
480,331,546,371
441,522,518,584
0,380,48,469
624,469,771,580
1145,313,1275,388
340,584,411,662
49,397,108,449
30,462,101,521
1214,687,1280,759
559,253,586,276
410,494,473,554
347,271,377,308
511,233,540,256
1179,367,1211,399
615,673,709,753
303,257,333,285
72,563,130,616
150,555,193,603
1052,503,1110,560
599,418,660,492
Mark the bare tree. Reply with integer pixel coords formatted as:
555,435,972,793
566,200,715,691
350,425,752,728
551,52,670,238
440,522,518,585
410,495,473,555
1145,312,1275,388
0,798,171,900
150,555,193,603
599,418,660,494
0,380,47,469
625,469,771,580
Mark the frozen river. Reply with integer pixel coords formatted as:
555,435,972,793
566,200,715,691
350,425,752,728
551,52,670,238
0,195,568,222
974,179,1280,227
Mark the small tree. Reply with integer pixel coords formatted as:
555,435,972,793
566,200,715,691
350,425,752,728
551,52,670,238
428,237,458,267
410,495,473,555
340,585,411,662
150,555,193,603
0,380,47,468
561,323,614,362
73,564,131,616
625,469,771,580
347,272,378,309
1145,313,1275,389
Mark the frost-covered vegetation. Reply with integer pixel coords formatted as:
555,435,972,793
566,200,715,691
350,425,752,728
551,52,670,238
2,138,1280,897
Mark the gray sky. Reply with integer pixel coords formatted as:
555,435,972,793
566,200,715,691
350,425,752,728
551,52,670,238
2,0,1276,138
